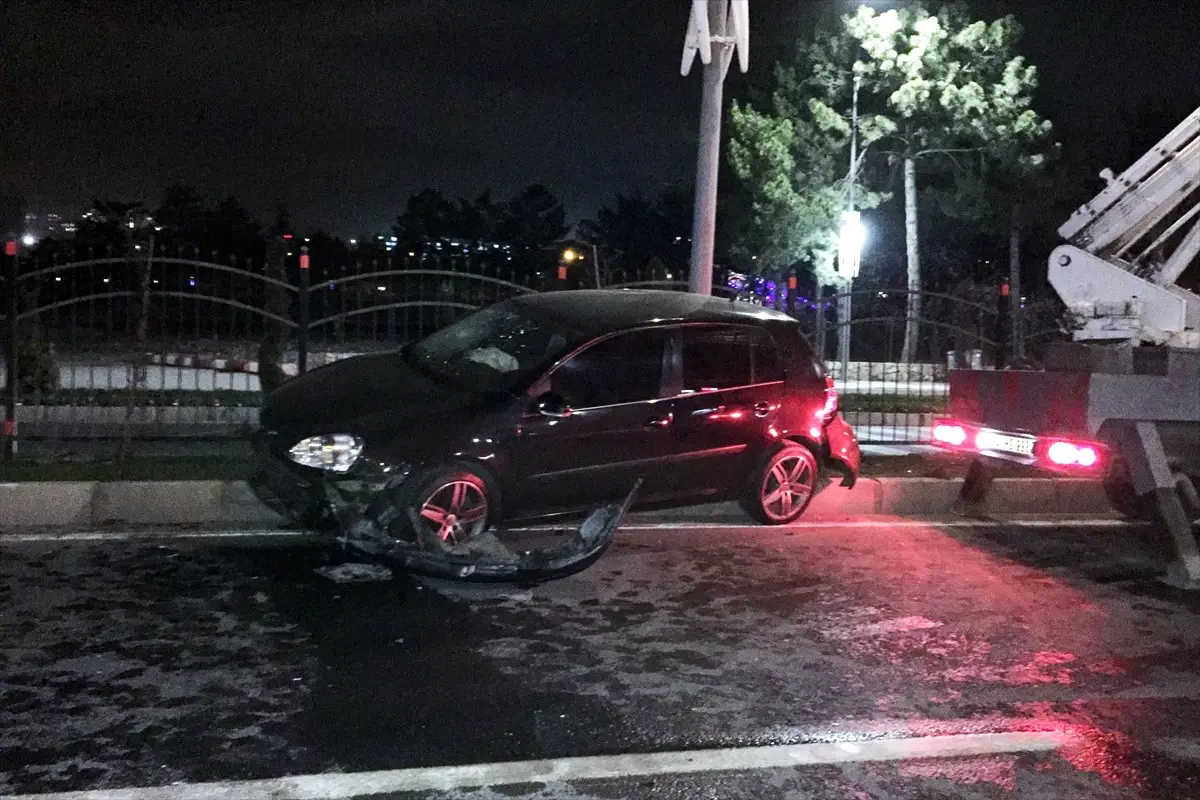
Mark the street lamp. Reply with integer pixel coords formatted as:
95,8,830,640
561,245,602,288
20,233,36,248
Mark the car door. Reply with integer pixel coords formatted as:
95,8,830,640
514,327,674,514
662,323,787,499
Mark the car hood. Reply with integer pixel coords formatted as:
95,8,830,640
259,350,483,440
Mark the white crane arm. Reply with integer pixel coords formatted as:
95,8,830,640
1049,105,1200,346
1059,106,1200,249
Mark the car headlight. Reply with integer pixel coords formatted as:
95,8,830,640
288,434,364,473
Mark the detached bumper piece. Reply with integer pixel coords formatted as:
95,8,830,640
328,480,641,584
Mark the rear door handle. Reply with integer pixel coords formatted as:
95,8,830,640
645,414,672,429
753,401,771,418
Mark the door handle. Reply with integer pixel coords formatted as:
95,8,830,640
753,401,771,418
645,414,672,429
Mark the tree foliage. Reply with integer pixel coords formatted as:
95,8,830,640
391,184,569,256
577,188,692,277
730,1,1053,360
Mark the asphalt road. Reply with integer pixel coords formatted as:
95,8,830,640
4,512,1200,799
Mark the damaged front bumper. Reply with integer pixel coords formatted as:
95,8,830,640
328,480,638,584
248,434,634,583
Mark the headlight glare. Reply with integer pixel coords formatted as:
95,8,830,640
288,434,364,473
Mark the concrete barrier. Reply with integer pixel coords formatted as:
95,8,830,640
0,477,1113,532
0,481,98,527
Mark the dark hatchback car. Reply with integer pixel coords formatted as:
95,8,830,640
250,290,860,546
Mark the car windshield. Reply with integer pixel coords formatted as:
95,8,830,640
407,303,578,393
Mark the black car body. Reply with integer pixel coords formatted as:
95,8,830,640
250,290,860,566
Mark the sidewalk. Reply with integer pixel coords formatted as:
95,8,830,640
860,444,938,456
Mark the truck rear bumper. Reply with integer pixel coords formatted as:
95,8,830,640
931,417,1107,475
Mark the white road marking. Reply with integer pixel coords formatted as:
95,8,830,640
522,518,1142,532
0,731,1069,800
0,529,316,543
0,518,1140,544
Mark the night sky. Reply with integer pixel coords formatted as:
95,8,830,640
5,0,1199,236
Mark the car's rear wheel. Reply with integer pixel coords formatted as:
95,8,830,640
739,442,820,525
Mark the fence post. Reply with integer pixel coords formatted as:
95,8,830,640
298,246,310,375
997,281,1010,367
4,239,18,460
816,286,825,362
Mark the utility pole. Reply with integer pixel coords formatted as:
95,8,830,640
682,0,749,296
838,73,861,377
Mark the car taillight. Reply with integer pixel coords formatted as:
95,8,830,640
822,376,838,422
933,421,968,447
1040,439,1103,470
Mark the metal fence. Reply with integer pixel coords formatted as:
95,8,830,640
1,246,1068,454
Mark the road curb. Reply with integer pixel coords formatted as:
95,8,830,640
0,477,1112,531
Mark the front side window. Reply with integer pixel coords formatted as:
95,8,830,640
681,325,784,393
549,329,666,408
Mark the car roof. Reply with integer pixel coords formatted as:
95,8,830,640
506,289,798,338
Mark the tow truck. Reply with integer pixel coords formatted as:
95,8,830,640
932,105,1200,589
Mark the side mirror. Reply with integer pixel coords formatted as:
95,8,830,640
535,391,573,418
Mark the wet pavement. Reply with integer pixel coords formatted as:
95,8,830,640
4,512,1200,798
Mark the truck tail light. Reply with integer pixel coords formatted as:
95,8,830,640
1040,439,1103,470
932,420,969,447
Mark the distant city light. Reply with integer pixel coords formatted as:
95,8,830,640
377,285,387,291
103,277,111,283
21,233,36,247
349,239,357,245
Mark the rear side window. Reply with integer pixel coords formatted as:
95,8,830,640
681,325,784,392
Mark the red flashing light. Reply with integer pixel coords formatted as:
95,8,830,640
1,419,14,436
282,233,294,240
557,265,567,281
1000,282,1010,297
4,241,16,256
787,275,798,290
299,253,310,269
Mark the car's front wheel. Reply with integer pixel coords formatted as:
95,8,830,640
739,442,820,525
371,463,497,545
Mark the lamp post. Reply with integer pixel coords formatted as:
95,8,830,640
837,72,863,379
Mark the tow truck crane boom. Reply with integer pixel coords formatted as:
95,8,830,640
1049,106,1200,345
